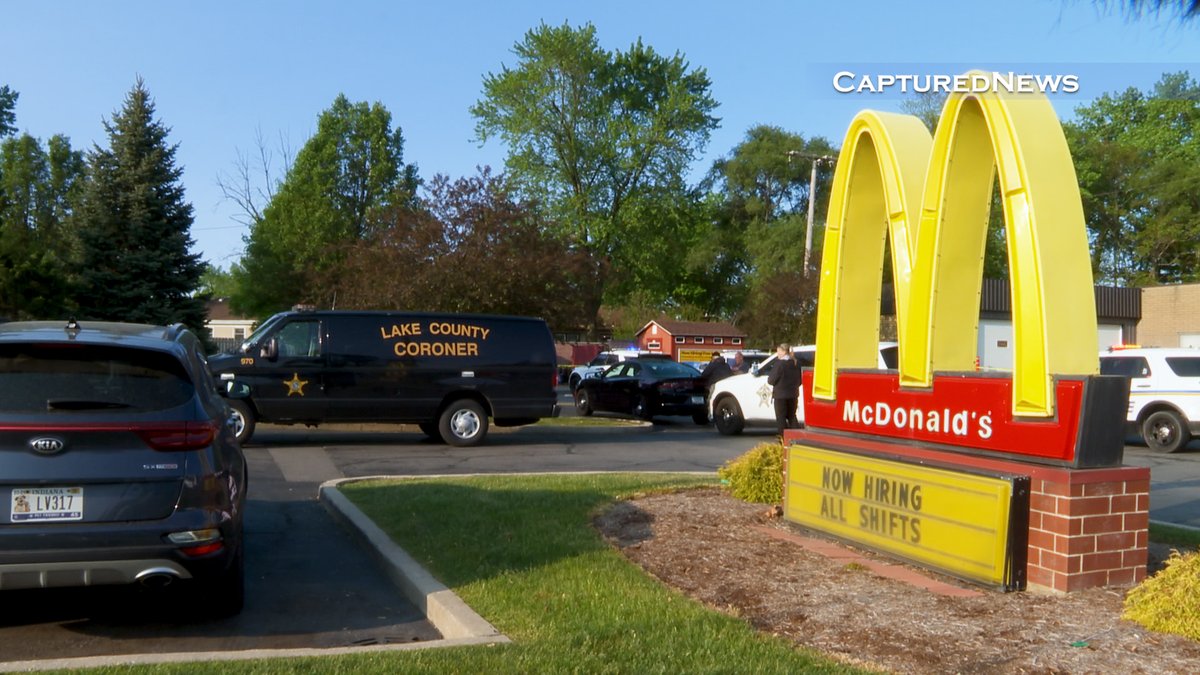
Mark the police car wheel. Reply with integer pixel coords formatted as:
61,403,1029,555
228,400,256,445
440,400,488,447
713,398,744,436
569,374,581,391
1142,410,1189,453
574,389,594,416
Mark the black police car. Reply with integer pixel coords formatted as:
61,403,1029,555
208,310,559,446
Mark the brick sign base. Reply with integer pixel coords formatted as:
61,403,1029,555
783,429,1149,593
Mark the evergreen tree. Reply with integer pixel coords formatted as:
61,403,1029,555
75,79,206,331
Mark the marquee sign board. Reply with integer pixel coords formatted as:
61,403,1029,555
786,442,1029,590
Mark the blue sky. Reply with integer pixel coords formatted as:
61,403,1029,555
3,1,1199,269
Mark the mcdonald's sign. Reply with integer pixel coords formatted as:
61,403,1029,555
804,71,1129,468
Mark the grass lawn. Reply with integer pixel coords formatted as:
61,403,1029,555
1150,522,1200,550
86,473,864,674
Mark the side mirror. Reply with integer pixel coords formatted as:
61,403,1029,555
222,380,252,399
750,363,761,376
260,337,278,361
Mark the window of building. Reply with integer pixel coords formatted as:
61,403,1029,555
675,336,685,344
732,338,742,345
713,337,724,345
694,337,704,344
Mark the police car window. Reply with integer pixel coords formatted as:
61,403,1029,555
1166,357,1200,378
795,352,816,368
880,345,899,369
1100,357,1150,378
625,362,642,377
278,321,321,358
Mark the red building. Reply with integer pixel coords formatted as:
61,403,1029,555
634,319,749,365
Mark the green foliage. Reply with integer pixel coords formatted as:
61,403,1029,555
718,441,785,504
1123,550,1200,640
704,126,834,345
0,85,16,138
74,79,207,333
1065,71,1200,285
333,169,593,329
472,22,719,333
0,131,86,319
233,95,419,316
199,263,239,298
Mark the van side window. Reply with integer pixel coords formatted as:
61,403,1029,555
278,321,321,358
1100,357,1150,378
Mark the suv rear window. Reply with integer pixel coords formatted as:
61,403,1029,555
1166,357,1200,378
0,344,194,413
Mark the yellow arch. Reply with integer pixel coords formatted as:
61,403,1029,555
813,72,1098,417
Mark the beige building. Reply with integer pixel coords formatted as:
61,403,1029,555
204,298,257,343
1139,283,1200,348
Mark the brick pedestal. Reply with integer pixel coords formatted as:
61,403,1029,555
783,429,1150,593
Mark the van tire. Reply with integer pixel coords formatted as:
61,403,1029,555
228,400,256,445
440,400,488,447
1142,409,1189,453
418,422,441,440
713,398,745,436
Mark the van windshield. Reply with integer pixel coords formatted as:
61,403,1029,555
241,314,286,353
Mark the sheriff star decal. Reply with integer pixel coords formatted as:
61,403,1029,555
284,373,309,397
757,383,773,408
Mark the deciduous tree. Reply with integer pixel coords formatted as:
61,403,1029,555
233,95,419,315
335,169,591,329
472,23,719,334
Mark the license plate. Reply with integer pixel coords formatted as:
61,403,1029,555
10,487,83,522
690,396,705,404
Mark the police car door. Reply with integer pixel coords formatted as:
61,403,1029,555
252,318,328,422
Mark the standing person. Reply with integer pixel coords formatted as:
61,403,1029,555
767,344,801,438
699,351,733,390
730,351,747,374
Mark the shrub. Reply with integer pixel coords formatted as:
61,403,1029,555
1122,550,1200,640
718,441,784,504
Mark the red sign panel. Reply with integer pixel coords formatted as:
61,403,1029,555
802,371,1090,465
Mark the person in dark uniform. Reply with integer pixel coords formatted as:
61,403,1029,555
699,351,733,391
767,343,801,438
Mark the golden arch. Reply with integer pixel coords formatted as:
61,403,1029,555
813,72,1098,417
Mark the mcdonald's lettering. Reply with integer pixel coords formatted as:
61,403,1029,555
805,71,1129,468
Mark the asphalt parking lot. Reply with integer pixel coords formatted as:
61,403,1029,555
1,400,1197,668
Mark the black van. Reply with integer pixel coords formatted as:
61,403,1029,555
207,310,558,446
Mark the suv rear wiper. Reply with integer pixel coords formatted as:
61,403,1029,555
46,399,135,411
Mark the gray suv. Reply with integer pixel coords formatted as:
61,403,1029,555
0,320,248,617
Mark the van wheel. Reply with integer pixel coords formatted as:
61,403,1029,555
1142,410,1190,453
440,400,488,447
574,389,594,416
714,398,745,436
692,411,710,425
228,400,256,445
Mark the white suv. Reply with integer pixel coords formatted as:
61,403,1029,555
1099,347,1200,453
710,343,898,435
567,350,670,390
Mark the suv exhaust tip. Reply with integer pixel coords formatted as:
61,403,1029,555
135,567,183,589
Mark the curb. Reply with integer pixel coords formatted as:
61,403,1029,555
318,478,510,644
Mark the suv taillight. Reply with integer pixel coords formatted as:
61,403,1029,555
134,422,218,452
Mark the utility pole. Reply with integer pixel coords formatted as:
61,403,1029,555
787,151,836,277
